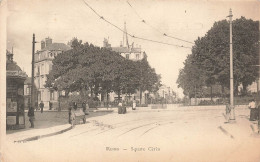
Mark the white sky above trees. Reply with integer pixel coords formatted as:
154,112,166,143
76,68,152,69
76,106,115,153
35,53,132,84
6,0,260,97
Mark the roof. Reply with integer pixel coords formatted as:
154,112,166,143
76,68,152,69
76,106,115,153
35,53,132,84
6,60,22,71
111,47,141,53
42,43,71,51
6,50,12,56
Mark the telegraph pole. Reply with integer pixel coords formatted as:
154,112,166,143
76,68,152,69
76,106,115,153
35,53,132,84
31,34,36,110
228,9,235,121
257,21,260,133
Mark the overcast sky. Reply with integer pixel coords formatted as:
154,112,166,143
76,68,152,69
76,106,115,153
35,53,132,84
6,0,260,97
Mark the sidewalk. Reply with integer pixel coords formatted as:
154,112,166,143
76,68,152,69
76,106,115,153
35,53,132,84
217,106,260,144
6,108,115,142
6,110,71,142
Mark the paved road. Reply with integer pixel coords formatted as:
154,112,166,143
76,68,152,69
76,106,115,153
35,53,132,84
5,105,260,162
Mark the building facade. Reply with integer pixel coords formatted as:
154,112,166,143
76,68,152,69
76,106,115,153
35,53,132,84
102,23,147,104
24,77,38,110
103,38,145,61
34,37,70,109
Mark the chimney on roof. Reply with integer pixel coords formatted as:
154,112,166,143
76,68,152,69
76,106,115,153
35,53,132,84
103,38,111,48
41,40,45,49
45,37,52,47
103,38,108,47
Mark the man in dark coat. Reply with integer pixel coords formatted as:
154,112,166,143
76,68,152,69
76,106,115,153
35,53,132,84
68,103,72,124
49,101,53,110
39,101,44,113
28,107,35,128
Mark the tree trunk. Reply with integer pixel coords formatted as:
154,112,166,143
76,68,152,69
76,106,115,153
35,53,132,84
101,92,104,102
221,85,225,99
90,87,94,98
210,86,213,101
241,82,247,96
65,90,69,97
195,85,197,105
118,90,121,99
140,88,142,105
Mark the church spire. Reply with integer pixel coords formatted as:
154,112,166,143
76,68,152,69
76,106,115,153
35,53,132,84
123,22,129,49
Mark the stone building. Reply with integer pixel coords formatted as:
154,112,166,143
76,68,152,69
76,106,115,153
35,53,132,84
103,38,145,61
24,77,38,110
34,37,70,109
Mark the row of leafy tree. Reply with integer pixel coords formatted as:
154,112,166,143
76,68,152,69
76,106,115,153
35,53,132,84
45,39,161,104
177,17,259,99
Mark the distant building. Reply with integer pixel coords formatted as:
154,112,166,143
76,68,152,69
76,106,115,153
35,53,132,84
103,23,147,104
24,77,38,110
34,37,71,108
157,85,177,104
246,80,260,93
103,22,146,61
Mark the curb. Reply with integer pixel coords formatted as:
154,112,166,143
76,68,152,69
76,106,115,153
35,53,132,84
14,125,73,143
91,109,114,113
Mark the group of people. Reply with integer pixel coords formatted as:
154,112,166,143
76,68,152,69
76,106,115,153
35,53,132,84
248,99,259,121
35,101,53,113
69,101,89,125
117,99,136,110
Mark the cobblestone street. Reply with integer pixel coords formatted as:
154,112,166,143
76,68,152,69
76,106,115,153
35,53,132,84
4,105,260,162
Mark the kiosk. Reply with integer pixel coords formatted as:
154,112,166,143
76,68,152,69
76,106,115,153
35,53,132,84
6,50,27,130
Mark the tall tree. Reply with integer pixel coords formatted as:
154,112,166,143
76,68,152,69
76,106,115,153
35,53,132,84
136,54,161,104
177,17,259,98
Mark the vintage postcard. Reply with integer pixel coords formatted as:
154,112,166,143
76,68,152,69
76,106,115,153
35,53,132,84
1,0,260,161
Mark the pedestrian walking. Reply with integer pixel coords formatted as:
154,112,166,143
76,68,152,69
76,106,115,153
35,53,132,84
82,101,89,115
39,101,44,113
132,99,136,110
225,103,231,122
49,101,53,110
82,101,86,113
248,99,257,121
68,102,73,124
118,100,123,114
28,107,35,128
70,102,77,127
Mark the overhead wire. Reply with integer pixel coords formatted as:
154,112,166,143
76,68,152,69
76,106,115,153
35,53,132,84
82,0,191,49
126,1,194,45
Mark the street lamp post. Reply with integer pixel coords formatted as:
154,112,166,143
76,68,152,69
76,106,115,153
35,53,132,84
228,9,236,121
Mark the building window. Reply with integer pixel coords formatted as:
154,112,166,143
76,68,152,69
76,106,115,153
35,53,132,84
38,66,40,75
26,87,30,95
41,75,44,88
126,54,129,59
38,77,40,88
41,64,44,75
136,54,140,60
49,64,52,72
41,90,44,101
50,90,54,100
